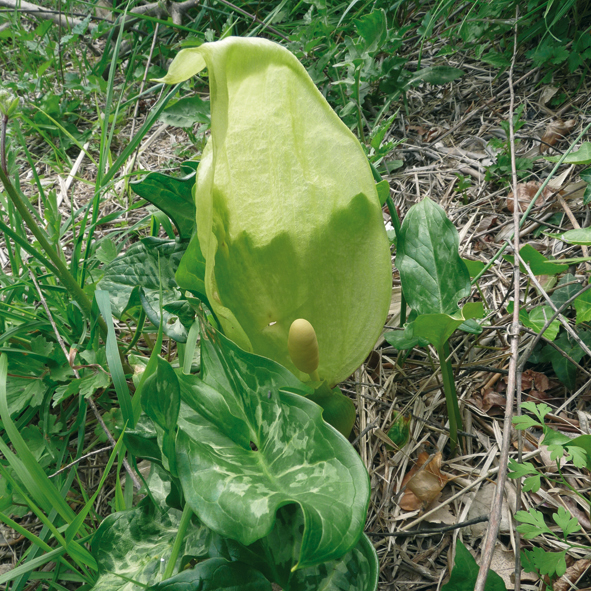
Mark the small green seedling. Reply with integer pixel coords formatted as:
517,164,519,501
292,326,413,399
510,402,591,588
385,197,484,451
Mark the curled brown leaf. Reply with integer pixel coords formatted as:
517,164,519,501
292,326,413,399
553,559,591,591
507,181,556,213
540,119,576,154
399,452,450,511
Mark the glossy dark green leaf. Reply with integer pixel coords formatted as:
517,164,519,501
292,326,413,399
397,197,471,315
547,227,591,245
354,9,387,53
462,258,485,278
526,306,560,340
383,330,422,350
550,274,583,308
503,244,569,276
158,96,210,129
574,285,591,324
149,558,270,591
142,357,180,432
542,331,589,389
142,357,181,476
375,180,390,205
457,318,483,334
175,232,207,302
98,238,193,342
211,504,378,591
172,317,370,571
130,170,196,240
306,383,356,438
406,302,484,349
288,533,378,591
442,541,507,591
92,499,212,591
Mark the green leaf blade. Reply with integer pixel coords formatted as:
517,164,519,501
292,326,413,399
174,320,370,571
397,197,470,316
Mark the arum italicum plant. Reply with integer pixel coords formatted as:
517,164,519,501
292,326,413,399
158,37,392,389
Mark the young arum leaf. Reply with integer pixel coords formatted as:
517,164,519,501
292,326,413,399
92,497,212,591
156,37,392,387
130,169,197,240
396,197,470,316
442,541,507,591
546,227,591,245
171,315,370,571
403,302,484,349
503,244,569,276
150,558,272,591
545,142,591,164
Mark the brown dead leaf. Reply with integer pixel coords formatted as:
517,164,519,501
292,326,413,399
426,126,446,142
399,452,450,511
476,388,507,415
406,125,428,137
521,369,551,391
540,119,576,154
553,559,591,591
468,483,514,536
533,371,550,392
475,215,498,233
490,543,517,589
507,181,556,213
540,85,559,105
526,390,551,403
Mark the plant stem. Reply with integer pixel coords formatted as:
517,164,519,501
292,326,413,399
1,114,7,175
385,194,407,326
437,341,463,452
0,166,108,338
164,503,193,580
355,66,365,144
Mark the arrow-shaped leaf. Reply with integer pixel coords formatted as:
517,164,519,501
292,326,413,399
172,317,370,571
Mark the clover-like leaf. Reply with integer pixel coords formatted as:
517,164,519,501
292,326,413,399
553,506,581,538
515,509,552,539
165,316,370,571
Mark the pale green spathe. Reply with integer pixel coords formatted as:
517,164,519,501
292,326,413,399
158,37,392,386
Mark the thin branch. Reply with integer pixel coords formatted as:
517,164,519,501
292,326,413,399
368,515,489,538
474,15,522,591
49,446,114,479
517,253,591,360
